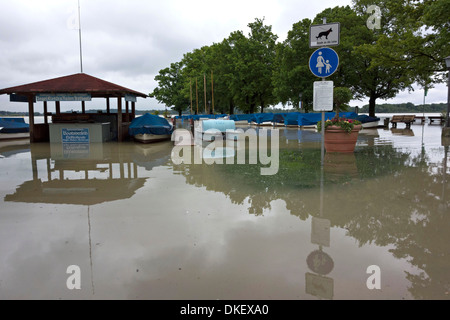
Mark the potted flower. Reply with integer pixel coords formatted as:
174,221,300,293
317,87,362,153
317,117,362,153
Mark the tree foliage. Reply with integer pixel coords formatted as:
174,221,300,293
152,1,448,116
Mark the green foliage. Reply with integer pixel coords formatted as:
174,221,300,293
151,1,448,118
334,87,353,117
152,62,190,116
272,18,316,112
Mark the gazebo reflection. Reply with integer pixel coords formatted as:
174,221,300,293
4,143,148,206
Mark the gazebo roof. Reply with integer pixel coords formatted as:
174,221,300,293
0,73,148,98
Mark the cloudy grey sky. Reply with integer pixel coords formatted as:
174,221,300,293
0,0,447,113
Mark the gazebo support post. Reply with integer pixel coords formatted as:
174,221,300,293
28,95,35,143
126,101,130,123
82,101,86,114
107,97,110,114
43,101,48,125
117,97,122,142
56,101,61,115
132,102,135,120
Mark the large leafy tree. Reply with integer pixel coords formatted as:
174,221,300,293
351,0,449,114
151,62,189,116
272,18,316,112
311,5,415,117
224,18,278,114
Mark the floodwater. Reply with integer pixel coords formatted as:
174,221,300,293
0,123,448,300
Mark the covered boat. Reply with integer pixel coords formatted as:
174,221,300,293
0,118,30,134
355,115,381,128
128,113,174,143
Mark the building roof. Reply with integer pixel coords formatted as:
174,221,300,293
0,73,148,98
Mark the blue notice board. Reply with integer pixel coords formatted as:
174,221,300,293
309,47,339,78
62,128,90,144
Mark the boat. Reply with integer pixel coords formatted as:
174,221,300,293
194,119,240,142
355,115,381,128
0,118,30,134
128,113,174,143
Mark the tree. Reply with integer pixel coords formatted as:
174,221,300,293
224,18,278,114
152,62,189,116
351,0,449,114
272,18,316,112
311,5,416,117
334,87,353,118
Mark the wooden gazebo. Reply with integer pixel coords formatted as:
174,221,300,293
0,73,148,142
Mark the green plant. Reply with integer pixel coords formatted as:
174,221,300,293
317,117,362,134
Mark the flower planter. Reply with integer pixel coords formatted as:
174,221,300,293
324,125,362,153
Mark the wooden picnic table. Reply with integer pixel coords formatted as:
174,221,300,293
428,116,445,124
390,115,415,129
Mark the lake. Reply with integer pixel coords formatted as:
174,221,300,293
0,121,448,300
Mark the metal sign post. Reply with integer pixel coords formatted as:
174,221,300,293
309,18,340,166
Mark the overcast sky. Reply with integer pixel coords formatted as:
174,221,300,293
0,0,447,113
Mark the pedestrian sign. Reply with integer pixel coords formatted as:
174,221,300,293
309,47,339,78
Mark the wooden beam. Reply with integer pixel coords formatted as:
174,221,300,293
125,101,130,123
132,102,136,120
117,97,122,142
28,95,35,143
43,101,48,125
82,101,86,114
106,97,110,114
56,101,61,115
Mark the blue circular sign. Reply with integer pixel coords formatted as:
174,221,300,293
309,47,339,78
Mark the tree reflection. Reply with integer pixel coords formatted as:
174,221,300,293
173,142,449,299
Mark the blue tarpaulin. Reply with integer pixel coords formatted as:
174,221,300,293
284,112,358,126
0,118,30,133
174,112,362,127
128,113,174,136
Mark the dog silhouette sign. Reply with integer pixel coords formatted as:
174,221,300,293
310,22,340,48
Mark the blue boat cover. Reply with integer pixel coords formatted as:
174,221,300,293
355,115,380,123
176,114,228,121
128,113,174,136
229,114,253,122
174,112,365,127
0,118,30,133
283,112,358,126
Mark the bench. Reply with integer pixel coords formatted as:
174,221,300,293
428,116,445,125
390,115,415,128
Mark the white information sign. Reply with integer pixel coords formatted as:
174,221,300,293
313,81,334,112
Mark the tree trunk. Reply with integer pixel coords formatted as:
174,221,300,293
229,101,235,115
369,95,377,118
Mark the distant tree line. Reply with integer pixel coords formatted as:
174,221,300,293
353,103,447,114
151,0,449,117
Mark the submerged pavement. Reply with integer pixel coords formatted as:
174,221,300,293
0,124,448,300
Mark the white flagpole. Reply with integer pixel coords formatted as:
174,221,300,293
78,0,83,73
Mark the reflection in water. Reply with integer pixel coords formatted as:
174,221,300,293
173,126,450,299
4,142,172,205
391,128,415,136
0,125,448,299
